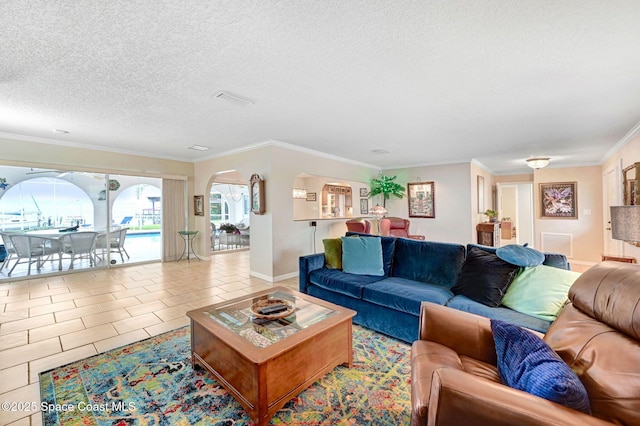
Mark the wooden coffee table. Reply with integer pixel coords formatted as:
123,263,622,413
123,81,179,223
186,287,356,426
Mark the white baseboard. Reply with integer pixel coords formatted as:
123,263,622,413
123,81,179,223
249,270,298,283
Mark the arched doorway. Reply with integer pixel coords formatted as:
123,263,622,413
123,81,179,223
210,171,250,251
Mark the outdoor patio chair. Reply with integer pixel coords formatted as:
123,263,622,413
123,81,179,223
0,232,17,271
96,228,130,263
7,234,63,276
62,231,98,269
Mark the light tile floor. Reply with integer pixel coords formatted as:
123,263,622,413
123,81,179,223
0,251,297,426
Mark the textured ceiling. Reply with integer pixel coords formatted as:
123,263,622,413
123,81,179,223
1,1,640,174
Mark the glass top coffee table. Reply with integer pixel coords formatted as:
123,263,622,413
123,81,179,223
186,287,356,426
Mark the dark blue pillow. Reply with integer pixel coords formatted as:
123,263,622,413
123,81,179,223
496,243,545,267
451,247,520,307
490,319,591,414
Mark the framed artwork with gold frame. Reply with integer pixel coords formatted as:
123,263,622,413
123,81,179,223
194,195,204,216
540,182,577,219
250,174,265,215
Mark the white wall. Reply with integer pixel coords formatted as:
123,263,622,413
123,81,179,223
194,143,378,280
381,163,474,244
602,132,640,260
533,165,603,263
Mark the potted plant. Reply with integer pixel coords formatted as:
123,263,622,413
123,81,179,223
368,174,405,208
219,223,238,233
483,209,498,223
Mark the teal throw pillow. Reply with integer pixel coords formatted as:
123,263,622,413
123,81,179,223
323,238,342,270
501,265,581,321
341,236,384,276
496,243,545,267
491,319,591,414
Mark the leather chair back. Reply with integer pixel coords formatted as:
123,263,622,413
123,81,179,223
544,261,640,425
382,217,410,237
345,218,371,234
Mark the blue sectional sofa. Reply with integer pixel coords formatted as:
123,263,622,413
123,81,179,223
299,234,569,343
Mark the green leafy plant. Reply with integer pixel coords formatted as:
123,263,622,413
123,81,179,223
369,174,405,208
483,209,498,222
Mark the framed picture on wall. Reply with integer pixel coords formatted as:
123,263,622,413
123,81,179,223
359,187,368,197
360,198,368,214
194,195,204,216
477,175,485,213
306,192,316,201
250,173,265,215
407,182,435,218
540,182,578,219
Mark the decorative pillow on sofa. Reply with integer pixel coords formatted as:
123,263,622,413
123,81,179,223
501,265,581,321
490,319,591,414
323,238,343,270
341,236,384,276
451,246,520,307
496,243,545,267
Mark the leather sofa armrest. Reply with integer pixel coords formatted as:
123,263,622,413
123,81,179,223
418,302,496,365
298,253,325,293
420,368,612,426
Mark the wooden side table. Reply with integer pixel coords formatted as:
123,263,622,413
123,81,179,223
477,222,501,247
601,254,637,263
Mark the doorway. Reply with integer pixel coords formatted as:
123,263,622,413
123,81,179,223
497,182,535,247
210,170,250,252
602,164,622,255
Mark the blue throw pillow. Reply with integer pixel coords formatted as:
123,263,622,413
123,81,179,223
496,243,545,267
490,319,591,414
341,236,384,276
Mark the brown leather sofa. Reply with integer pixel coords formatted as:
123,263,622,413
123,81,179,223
410,261,640,425
380,217,425,240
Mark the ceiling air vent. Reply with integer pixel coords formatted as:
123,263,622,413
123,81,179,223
213,91,254,106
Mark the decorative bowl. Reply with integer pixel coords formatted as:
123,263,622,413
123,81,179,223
250,298,295,320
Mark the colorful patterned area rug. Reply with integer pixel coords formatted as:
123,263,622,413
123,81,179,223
39,325,411,425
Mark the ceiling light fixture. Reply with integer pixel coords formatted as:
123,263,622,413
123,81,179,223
187,145,210,151
526,157,550,169
53,129,70,134
213,91,254,106
372,149,390,154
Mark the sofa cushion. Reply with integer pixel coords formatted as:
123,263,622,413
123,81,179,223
496,243,545,267
451,246,520,307
322,238,342,270
309,269,383,298
501,265,582,321
345,232,396,275
342,235,384,276
391,238,465,288
362,277,453,316
446,294,552,333
491,319,591,414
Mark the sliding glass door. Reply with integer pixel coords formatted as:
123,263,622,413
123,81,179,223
0,165,162,280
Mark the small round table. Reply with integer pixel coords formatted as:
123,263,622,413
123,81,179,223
177,230,203,261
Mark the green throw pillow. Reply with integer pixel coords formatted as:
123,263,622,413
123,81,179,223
501,265,582,321
323,238,343,270
341,235,384,276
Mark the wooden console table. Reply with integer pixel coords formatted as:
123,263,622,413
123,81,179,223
601,254,637,263
477,222,500,247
